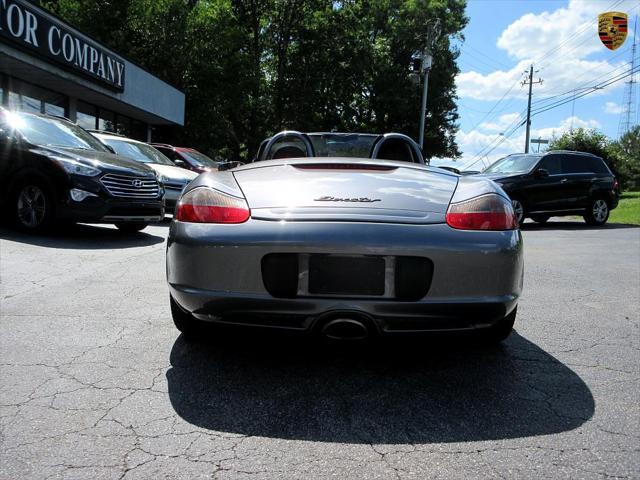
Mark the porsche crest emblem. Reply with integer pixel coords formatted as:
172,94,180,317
598,12,628,51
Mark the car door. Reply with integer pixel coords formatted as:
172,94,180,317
526,154,565,212
560,155,593,209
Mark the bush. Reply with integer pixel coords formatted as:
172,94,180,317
608,126,640,191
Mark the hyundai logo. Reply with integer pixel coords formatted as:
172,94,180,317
131,179,143,188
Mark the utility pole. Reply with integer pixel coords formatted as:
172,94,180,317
522,64,543,153
418,53,432,150
417,19,441,151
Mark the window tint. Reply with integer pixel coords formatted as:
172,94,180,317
587,157,610,174
103,138,174,165
562,156,590,174
8,112,108,152
537,155,561,175
156,147,176,160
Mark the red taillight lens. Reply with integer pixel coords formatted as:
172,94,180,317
175,187,250,223
446,194,518,231
613,179,619,190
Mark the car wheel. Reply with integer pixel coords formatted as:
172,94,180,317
482,307,517,343
13,180,54,232
114,222,149,233
531,214,550,224
584,198,609,226
170,295,207,339
510,198,526,227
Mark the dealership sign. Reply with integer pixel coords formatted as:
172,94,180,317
0,0,125,90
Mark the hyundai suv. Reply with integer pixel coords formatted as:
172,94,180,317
479,151,619,226
0,109,164,232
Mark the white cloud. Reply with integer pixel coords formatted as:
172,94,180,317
604,101,624,114
458,115,602,167
456,0,637,101
479,112,522,132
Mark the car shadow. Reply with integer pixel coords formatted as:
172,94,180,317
167,331,595,444
0,223,165,249
522,220,638,231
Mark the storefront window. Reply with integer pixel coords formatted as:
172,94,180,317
7,79,68,116
77,101,97,130
9,91,41,113
98,109,116,132
116,115,131,136
44,102,65,117
130,119,148,141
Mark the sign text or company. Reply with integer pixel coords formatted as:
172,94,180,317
0,0,125,90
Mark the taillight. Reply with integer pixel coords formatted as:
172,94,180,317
175,187,250,223
613,179,619,190
446,194,518,231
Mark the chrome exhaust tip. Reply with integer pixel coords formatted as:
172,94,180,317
321,318,369,341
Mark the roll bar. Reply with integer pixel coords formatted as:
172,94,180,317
259,130,316,161
370,133,425,164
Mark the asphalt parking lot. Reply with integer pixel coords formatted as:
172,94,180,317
1,220,638,479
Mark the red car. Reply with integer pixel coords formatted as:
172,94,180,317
151,144,227,174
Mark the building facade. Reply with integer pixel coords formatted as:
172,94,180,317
0,0,185,141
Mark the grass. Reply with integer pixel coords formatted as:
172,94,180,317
610,191,640,225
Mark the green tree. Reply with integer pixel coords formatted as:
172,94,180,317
609,126,640,191
41,0,467,161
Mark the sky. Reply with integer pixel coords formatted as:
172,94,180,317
453,0,639,169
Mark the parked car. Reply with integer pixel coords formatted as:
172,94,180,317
151,144,227,174
167,131,523,343
478,150,619,226
92,133,197,211
0,109,164,232
428,158,481,175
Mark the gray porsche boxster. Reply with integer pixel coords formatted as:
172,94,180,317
166,131,523,342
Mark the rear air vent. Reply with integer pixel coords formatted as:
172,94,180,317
262,253,299,298
261,253,433,300
394,257,434,301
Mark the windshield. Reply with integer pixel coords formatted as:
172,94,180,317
484,154,541,174
102,138,174,165
4,111,109,152
180,150,222,167
309,133,378,158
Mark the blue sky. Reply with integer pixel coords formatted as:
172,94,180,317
453,0,639,168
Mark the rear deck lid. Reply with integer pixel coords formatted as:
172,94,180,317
232,159,458,223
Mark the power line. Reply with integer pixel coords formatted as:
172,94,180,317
531,47,632,106
618,15,638,137
531,65,640,117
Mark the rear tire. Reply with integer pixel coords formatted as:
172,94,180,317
12,179,55,232
510,198,526,227
482,307,517,343
531,214,550,224
115,222,148,233
170,295,208,339
583,198,609,226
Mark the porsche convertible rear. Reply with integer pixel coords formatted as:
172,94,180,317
166,158,523,341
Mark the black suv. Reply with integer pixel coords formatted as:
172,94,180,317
0,109,164,232
479,151,619,226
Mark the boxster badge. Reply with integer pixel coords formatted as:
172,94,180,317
598,12,628,51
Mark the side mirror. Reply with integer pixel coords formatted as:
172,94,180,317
534,168,549,178
173,159,186,167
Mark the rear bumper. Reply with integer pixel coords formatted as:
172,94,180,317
167,219,524,334
170,285,518,334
